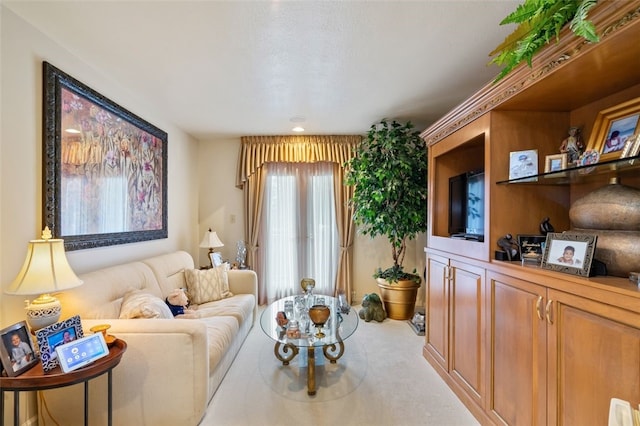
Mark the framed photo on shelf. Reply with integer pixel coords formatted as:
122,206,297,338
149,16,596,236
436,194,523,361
544,153,567,174
0,321,39,376
541,232,597,277
517,234,546,265
586,97,640,162
509,149,538,182
43,61,168,251
35,315,84,372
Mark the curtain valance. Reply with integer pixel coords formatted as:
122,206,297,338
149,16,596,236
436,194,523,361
236,135,361,188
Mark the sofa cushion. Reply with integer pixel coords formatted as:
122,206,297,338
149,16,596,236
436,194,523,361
193,294,255,325
185,265,233,304
119,290,174,319
200,316,240,372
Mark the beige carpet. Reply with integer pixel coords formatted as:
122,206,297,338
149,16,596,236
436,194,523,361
201,306,479,426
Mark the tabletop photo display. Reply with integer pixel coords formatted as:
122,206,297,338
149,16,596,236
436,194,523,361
0,321,39,376
36,315,84,372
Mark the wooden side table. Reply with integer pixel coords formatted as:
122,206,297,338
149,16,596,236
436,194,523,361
0,338,126,426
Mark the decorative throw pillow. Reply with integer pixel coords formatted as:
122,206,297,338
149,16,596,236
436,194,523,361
185,264,233,304
119,290,174,319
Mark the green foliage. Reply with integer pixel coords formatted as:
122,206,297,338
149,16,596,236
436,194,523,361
489,0,599,82
373,265,421,285
344,119,428,281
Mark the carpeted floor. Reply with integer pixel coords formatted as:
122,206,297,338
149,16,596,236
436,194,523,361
201,306,479,426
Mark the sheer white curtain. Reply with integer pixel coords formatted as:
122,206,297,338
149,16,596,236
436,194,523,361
259,162,339,303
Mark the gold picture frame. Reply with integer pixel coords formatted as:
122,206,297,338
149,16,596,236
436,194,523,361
586,97,640,162
544,153,567,173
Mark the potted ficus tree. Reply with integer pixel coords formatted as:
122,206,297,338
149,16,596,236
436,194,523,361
345,119,428,320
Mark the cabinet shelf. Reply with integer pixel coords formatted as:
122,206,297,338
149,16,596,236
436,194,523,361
496,154,640,185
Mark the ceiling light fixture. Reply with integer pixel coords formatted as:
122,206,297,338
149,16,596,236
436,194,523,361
290,116,305,133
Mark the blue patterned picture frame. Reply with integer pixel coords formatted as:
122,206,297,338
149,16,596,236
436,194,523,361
36,315,84,372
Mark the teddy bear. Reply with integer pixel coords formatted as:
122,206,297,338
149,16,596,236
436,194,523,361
165,288,198,318
358,293,386,322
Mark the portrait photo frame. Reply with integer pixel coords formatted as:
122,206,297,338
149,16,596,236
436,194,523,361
35,315,84,372
508,149,538,182
0,321,39,376
544,153,567,175
541,232,597,277
43,61,168,251
586,97,640,162
210,252,224,267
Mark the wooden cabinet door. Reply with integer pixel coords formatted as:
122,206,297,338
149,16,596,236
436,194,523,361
425,253,449,370
487,272,547,426
450,259,485,406
547,289,640,426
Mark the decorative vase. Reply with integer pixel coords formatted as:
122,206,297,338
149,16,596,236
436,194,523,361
300,278,315,294
569,178,640,277
308,305,330,338
376,278,420,320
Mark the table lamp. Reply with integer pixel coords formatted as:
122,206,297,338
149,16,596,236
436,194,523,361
199,228,224,267
4,227,83,331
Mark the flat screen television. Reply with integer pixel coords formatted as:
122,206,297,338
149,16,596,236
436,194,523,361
448,170,484,241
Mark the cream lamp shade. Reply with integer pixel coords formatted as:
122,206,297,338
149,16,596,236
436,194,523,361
199,228,224,253
5,227,83,331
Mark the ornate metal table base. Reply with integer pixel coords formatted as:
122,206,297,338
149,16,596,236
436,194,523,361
274,340,346,395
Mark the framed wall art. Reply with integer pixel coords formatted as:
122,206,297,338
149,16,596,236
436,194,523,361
541,232,597,277
35,315,84,372
0,321,39,376
43,61,168,251
586,97,640,162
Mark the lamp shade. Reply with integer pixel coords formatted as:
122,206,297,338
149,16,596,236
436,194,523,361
199,229,224,249
5,234,83,296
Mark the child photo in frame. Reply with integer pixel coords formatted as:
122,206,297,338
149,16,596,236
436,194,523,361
541,233,597,277
0,321,38,376
36,314,84,372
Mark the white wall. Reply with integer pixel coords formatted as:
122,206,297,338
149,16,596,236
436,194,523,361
0,8,200,326
197,138,245,267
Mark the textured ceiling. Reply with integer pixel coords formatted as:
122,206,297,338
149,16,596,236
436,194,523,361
4,0,519,140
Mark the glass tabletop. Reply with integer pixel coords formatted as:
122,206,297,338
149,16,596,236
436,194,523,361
260,295,358,348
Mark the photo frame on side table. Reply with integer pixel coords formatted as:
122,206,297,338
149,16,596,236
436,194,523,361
541,233,597,277
0,321,39,376
586,97,640,162
36,315,84,372
43,61,168,251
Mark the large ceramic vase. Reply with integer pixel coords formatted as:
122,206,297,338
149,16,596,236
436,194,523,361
569,178,640,277
376,277,420,320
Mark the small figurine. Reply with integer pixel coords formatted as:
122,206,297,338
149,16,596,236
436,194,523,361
540,217,554,235
497,233,519,261
559,126,584,165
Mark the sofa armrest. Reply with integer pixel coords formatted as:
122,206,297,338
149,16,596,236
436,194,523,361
227,269,258,323
73,318,210,424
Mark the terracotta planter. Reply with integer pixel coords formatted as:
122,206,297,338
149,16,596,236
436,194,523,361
376,278,420,320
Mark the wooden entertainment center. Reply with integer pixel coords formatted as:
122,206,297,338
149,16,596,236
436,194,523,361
421,2,640,425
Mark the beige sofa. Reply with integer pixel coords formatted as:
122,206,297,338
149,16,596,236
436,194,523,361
41,251,257,425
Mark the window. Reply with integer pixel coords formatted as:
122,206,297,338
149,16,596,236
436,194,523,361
259,162,338,302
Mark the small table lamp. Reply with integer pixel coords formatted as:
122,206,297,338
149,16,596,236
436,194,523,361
199,228,224,267
4,227,83,331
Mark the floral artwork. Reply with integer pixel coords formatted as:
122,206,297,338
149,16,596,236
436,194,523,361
60,88,163,235
44,62,167,250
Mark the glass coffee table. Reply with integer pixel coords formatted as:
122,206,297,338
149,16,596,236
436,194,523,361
260,295,358,395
